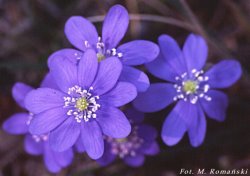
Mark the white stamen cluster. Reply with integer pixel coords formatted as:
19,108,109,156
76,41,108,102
173,69,212,104
32,134,48,143
84,37,123,59
64,85,100,123
105,126,144,158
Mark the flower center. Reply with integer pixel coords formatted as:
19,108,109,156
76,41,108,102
97,53,106,62
84,37,123,62
64,86,100,123
76,97,88,111
173,69,212,104
183,80,198,94
105,126,143,158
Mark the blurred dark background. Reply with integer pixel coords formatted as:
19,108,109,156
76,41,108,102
0,0,250,175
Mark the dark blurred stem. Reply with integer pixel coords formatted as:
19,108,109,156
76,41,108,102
139,0,174,16
179,0,231,57
71,162,100,176
223,0,250,34
126,0,141,38
0,144,23,169
88,11,231,58
87,14,195,32
179,0,204,35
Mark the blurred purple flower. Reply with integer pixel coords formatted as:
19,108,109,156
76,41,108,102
97,108,159,167
25,49,137,159
2,80,73,173
133,34,242,147
48,4,159,92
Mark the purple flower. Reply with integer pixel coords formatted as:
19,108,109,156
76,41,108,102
48,4,159,92
133,34,242,147
25,49,137,159
96,108,159,167
2,80,73,173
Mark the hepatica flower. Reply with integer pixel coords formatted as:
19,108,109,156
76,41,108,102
48,4,159,92
2,81,73,173
133,34,242,147
97,108,159,167
25,49,137,159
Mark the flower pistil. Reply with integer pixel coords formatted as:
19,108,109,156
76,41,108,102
173,69,212,104
84,37,123,62
64,86,100,123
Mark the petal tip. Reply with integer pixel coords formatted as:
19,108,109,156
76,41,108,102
162,136,181,146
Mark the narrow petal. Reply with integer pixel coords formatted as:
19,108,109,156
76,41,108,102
92,57,122,95
12,82,33,108
205,60,242,88
158,34,187,75
124,108,144,124
53,148,74,167
80,120,104,159
161,101,187,146
3,113,29,134
183,34,208,72
118,40,159,65
48,48,83,67
96,142,116,166
139,141,159,155
102,5,129,49
133,83,176,112
65,16,98,51
44,147,61,173
25,88,65,114
179,101,199,128
124,154,145,167
200,90,228,121
78,49,98,88
119,66,150,92
137,124,157,142
188,104,206,147
96,106,131,138
146,53,178,82
49,55,78,93
100,82,137,107
24,135,43,155
50,117,80,152
29,107,68,135
40,73,59,90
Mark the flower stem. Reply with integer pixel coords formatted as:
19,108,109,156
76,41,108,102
87,14,195,32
